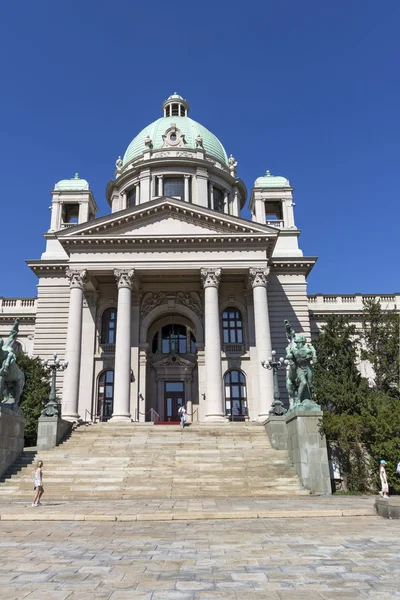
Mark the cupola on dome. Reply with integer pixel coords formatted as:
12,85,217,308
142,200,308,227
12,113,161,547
122,94,228,166
254,170,290,188
54,173,89,191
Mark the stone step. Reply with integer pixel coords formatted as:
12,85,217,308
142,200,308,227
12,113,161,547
0,422,307,498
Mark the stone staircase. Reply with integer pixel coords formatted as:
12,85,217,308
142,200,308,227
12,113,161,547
0,422,308,499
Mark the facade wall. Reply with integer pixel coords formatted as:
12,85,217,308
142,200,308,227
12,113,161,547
2,290,398,419
32,277,70,400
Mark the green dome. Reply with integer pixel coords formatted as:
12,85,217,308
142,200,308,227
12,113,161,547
255,170,290,188
55,173,89,191
123,116,229,166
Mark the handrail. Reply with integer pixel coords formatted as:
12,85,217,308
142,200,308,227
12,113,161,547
138,408,160,423
84,408,94,422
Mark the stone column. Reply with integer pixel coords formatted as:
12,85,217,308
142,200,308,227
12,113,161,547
209,184,214,210
62,269,87,421
201,268,225,421
184,175,190,202
157,175,163,196
223,190,229,214
111,269,135,421
233,188,240,216
249,267,274,420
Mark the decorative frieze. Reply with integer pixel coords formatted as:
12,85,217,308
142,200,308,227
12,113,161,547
175,291,203,316
140,292,167,318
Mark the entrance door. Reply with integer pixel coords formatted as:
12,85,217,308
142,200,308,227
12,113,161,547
97,370,114,421
164,381,184,421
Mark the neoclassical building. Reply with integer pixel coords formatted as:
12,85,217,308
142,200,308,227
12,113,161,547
1,94,399,422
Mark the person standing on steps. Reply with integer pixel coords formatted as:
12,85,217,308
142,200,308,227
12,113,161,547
178,404,187,429
379,460,389,498
32,461,44,507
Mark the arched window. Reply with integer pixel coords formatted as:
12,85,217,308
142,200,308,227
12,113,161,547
151,324,196,354
97,370,114,421
162,324,187,353
222,307,243,344
224,370,247,420
101,308,117,344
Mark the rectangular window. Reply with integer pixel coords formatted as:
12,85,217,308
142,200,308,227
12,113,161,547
127,187,136,207
163,177,184,199
213,187,224,213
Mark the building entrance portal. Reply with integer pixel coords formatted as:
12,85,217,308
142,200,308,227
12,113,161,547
164,381,184,421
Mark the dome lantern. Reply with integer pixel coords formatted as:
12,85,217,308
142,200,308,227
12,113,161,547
162,93,190,118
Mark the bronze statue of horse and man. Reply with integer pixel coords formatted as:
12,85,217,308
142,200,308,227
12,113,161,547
0,319,25,405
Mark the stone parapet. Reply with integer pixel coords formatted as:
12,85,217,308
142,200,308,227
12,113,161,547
0,404,25,478
264,415,287,450
375,496,400,519
37,416,72,451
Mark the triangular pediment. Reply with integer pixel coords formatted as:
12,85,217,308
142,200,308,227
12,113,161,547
56,197,280,239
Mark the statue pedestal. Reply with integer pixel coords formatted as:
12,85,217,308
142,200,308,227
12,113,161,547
0,404,25,478
285,406,331,495
37,416,72,451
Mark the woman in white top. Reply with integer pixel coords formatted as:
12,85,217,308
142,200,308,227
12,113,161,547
32,460,44,507
379,460,389,497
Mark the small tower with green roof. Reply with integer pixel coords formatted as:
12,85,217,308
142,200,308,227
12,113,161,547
250,170,303,256
49,173,98,232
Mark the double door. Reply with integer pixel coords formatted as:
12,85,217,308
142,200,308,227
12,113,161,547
164,381,184,421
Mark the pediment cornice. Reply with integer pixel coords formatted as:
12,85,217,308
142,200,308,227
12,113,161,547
56,197,279,239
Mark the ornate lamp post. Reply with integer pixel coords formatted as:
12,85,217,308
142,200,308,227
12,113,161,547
261,350,287,416
41,354,68,417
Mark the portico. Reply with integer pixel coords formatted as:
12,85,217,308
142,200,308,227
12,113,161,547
59,255,279,423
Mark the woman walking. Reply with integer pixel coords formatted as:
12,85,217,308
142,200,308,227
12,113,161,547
32,460,44,507
178,404,187,429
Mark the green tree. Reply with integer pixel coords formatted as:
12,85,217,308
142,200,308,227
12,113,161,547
15,353,50,447
360,299,400,492
314,304,400,494
313,315,371,493
361,299,400,399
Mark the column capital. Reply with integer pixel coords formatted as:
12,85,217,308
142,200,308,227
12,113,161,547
249,267,270,289
201,268,221,289
184,174,191,179
114,269,135,290
66,268,87,290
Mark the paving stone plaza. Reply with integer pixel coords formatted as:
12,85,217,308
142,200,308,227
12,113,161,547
1,512,399,599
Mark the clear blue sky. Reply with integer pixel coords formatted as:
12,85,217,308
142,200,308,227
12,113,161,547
1,0,399,297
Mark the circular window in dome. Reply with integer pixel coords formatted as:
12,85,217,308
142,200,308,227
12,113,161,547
163,128,183,147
